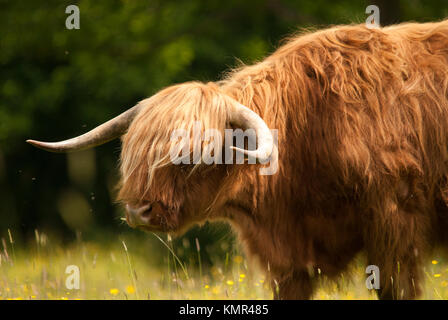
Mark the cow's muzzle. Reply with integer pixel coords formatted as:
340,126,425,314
125,203,153,228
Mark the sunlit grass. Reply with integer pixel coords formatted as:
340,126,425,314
0,230,447,300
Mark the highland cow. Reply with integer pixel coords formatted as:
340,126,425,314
28,20,448,299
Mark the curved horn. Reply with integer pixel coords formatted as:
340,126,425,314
228,103,274,163
27,104,142,153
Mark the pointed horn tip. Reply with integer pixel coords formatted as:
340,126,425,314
230,146,272,163
26,139,65,153
26,139,41,147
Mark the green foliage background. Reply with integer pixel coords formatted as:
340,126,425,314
0,0,447,256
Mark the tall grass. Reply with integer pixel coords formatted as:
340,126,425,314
0,230,447,300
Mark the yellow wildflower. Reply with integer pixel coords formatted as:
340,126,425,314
109,288,119,295
125,285,135,294
233,256,243,264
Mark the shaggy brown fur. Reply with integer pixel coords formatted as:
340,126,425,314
118,20,448,299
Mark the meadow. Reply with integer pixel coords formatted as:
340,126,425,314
0,228,447,300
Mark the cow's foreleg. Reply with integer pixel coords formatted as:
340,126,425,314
272,270,313,300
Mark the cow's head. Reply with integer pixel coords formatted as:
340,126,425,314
27,82,274,234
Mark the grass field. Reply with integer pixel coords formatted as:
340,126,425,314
1,229,447,300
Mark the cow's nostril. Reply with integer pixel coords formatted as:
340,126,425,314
125,203,153,227
140,205,152,218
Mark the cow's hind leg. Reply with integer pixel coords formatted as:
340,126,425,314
363,191,430,300
366,243,422,299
